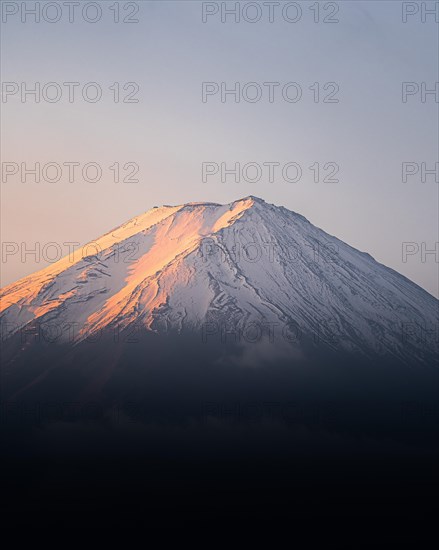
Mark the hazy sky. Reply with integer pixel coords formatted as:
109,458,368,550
1,0,438,297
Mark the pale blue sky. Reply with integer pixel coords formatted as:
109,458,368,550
1,1,438,297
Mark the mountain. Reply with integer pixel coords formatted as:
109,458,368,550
1,196,437,365
2,197,438,531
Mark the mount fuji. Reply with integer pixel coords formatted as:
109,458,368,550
1,196,438,367
2,197,438,528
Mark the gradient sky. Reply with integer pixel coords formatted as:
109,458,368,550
1,0,438,297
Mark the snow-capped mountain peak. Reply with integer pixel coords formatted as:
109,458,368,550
1,196,437,364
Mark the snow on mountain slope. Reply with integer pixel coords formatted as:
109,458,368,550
1,196,437,363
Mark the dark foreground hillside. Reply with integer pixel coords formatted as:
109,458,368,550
1,330,438,539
